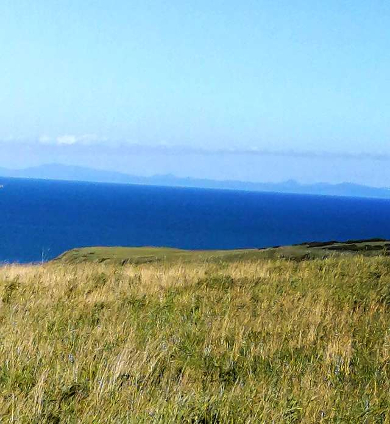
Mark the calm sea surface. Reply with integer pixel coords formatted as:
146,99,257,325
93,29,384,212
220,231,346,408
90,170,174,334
1,177,390,263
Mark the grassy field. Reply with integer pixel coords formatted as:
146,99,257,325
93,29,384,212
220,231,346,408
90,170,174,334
1,253,390,422
55,238,390,265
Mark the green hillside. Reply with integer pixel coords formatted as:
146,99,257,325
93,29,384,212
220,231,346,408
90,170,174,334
55,238,390,265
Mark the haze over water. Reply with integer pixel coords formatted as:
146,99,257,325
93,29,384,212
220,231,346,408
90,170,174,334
1,178,390,263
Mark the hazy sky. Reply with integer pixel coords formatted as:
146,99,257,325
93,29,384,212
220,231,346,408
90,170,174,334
1,1,389,185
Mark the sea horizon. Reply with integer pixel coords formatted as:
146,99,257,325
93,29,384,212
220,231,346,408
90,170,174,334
2,177,390,264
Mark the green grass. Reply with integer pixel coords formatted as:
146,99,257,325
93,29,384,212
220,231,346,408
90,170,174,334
1,255,390,422
54,246,268,265
55,238,390,265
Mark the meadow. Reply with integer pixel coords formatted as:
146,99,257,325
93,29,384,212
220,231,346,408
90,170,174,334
1,254,390,422
55,238,390,265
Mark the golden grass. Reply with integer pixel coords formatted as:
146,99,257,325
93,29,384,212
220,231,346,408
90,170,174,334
0,257,390,422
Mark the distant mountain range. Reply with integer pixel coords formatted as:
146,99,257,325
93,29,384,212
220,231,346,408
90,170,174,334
1,163,390,199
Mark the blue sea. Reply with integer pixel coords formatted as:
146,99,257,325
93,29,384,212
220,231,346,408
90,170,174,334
1,177,390,264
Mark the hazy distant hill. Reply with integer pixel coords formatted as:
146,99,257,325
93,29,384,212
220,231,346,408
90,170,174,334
1,163,390,199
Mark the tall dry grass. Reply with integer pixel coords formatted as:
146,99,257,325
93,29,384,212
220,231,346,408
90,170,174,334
0,257,390,422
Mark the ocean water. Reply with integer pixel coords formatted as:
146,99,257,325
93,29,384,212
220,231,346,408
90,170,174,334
1,177,390,264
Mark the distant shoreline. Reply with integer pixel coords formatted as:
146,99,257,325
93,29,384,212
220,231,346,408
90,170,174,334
51,238,390,265
1,163,390,200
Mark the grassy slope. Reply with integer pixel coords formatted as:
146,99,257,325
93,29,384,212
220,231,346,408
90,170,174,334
54,246,264,265
1,256,390,422
55,238,390,265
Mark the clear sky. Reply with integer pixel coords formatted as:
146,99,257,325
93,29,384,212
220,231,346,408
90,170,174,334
1,1,389,185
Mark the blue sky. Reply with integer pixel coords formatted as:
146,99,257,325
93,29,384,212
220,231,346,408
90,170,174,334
1,1,389,185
